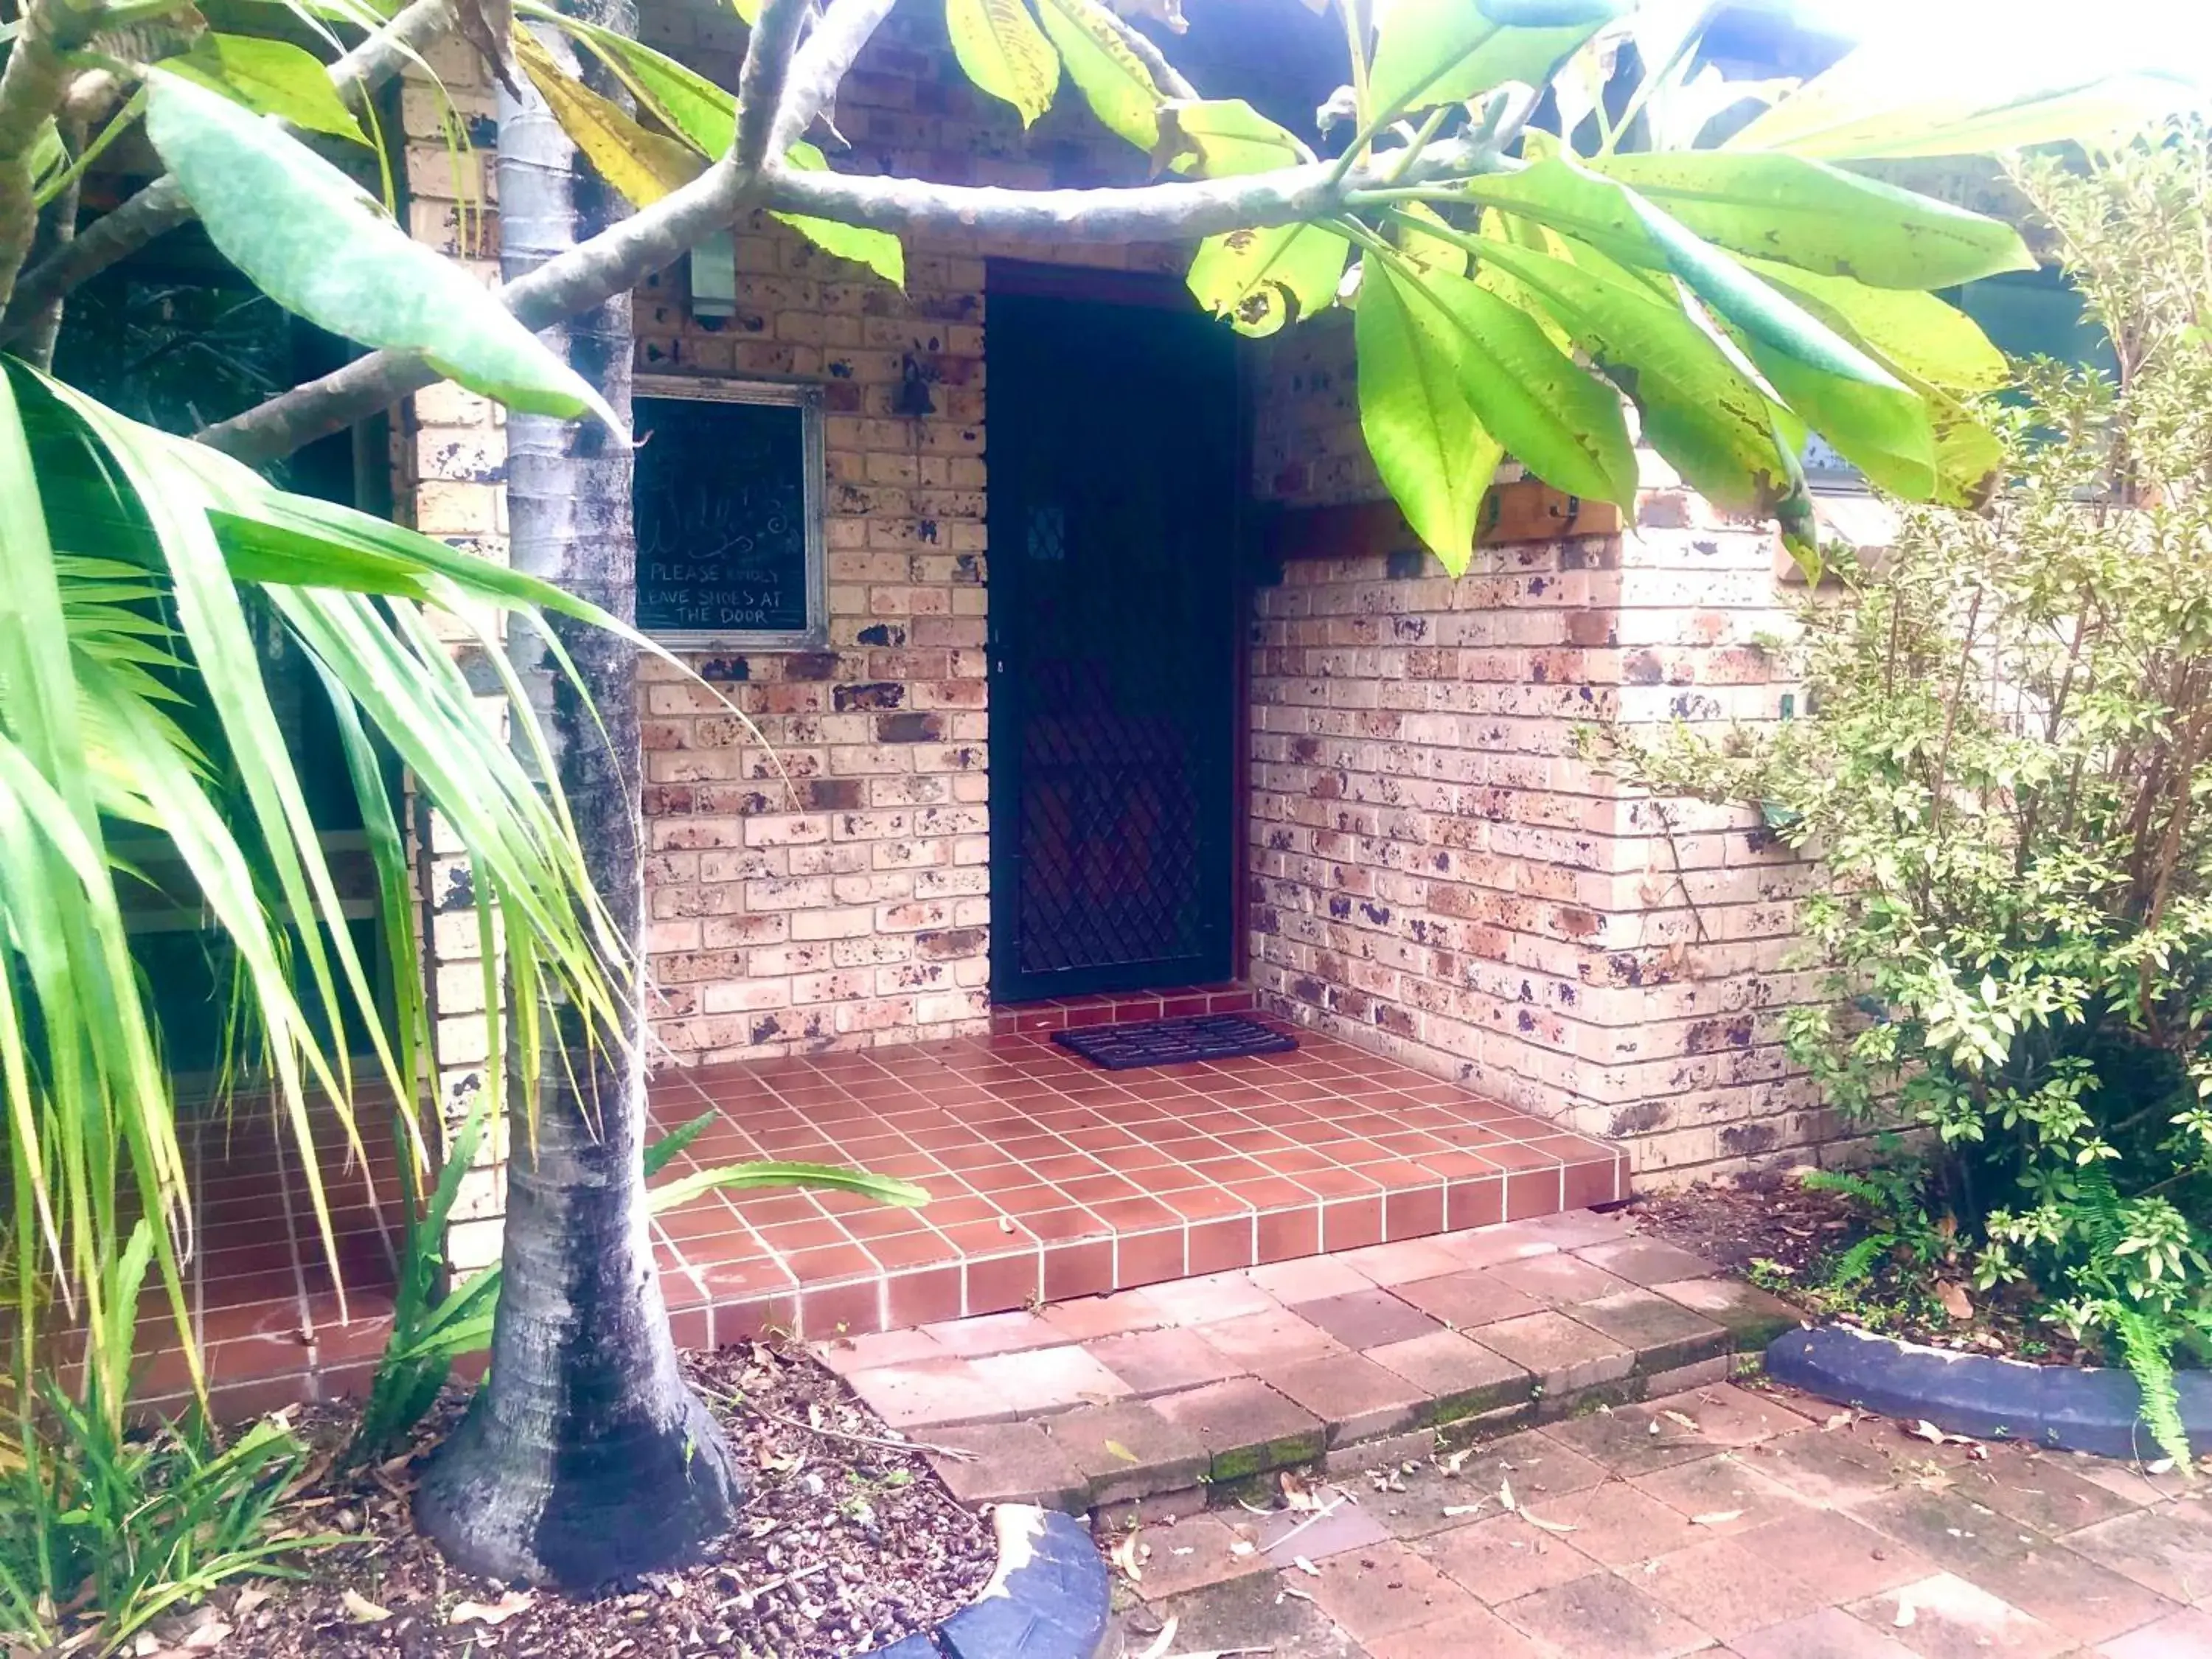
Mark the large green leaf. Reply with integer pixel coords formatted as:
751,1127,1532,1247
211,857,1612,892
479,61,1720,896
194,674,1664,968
1186,223,1349,335
1744,257,2008,394
1464,226,1815,546
1458,155,1905,389
527,4,736,153
1395,260,1638,509
143,70,619,429
650,1161,931,1214
1748,339,1935,500
1368,0,1626,120
1356,260,1500,574
1728,52,2198,161
1154,97,1312,175
515,28,703,204
778,142,906,288
1592,152,2033,290
946,0,1059,127
1034,0,1162,150
168,32,370,143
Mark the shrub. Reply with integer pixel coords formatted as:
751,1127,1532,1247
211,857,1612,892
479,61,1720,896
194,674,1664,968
1595,131,2212,1464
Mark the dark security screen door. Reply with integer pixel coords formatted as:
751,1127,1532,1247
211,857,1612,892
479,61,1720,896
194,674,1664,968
988,281,1239,1002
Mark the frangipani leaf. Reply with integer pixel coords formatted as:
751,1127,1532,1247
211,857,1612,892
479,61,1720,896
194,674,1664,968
525,4,737,154
946,0,1060,127
515,28,703,205
1357,259,1500,573
1397,259,1638,509
1186,223,1349,335
1464,226,1815,545
778,142,907,287
1744,257,2009,396
1154,97,1312,175
1593,151,2034,289
1368,0,1625,119
143,70,620,430
1035,0,1163,150
169,33,369,143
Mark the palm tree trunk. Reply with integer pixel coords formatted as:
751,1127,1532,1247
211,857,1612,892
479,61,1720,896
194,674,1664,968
414,0,738,1586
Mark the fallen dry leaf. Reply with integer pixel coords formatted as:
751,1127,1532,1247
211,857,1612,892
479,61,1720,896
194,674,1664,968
1228,1538,1257,1558
1292,1555,1320,1577
450,1590,534,1627
229,1588,269,1619
2147,1458,2177,1475
1279,1470,1321,1512
1822,1411,1855,1432
1104,1439,1141,1464
1690,1510,1742,1526
1522,1513,1577,1535
1110,1529,1145,1585
1498,1478,1517,1512
1660,1410,1700,1431
1908,1419,1980,1449
1893,1599,1917,1627
1937,1281,1975,1321
339,1590,390,1624
1440,1447,1472,1477
1133,1615,1180,1659
1441,1503,1484,1517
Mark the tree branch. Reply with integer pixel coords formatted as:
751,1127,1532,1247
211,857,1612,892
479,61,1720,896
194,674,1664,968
0,0,104,308
0,0,453,345
198,133,1509,464
731,0,810,173
765,0,899,160
1102,11,1196,103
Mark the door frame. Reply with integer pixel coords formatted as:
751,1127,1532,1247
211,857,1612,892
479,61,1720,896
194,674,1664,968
983,260,1253,1005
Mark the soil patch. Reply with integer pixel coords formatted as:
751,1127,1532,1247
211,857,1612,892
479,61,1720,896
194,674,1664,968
147,1342,995,1659
1630,1166,1863,1278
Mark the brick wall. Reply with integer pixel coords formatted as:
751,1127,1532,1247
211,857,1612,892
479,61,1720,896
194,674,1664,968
1246,314,1847,1183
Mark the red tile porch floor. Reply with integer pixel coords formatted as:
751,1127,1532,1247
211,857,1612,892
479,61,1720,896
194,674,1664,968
149,1006,1625,1412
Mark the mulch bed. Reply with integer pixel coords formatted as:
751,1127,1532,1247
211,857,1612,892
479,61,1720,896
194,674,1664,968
140,1343,995,1659
1631,1169,2104,1368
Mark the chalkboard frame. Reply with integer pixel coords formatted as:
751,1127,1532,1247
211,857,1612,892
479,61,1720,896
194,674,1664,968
633,373,828,650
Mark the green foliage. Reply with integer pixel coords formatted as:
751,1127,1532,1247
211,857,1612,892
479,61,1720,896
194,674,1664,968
0,1224,335,1653
1598,135,2212,1467
346,1107,931,1466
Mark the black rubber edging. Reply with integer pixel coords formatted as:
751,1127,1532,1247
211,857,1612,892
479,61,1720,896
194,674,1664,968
1767,1324,2212,1460
862,1506,1114,1659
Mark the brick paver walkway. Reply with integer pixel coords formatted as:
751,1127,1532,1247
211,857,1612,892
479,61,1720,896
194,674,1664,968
1122,1383,2211,1657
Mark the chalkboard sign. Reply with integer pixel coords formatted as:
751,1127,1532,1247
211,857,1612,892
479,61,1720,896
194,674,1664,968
633,376,827,648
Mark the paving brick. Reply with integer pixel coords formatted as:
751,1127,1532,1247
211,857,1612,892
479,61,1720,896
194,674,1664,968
1842,1571,2072,1659
1138,1565,1361,1652
1248,1255,1373,1303
1422,1513,1597,1606
1494,1569,1711,1659
1305,1540,1475,1643
1969,1538,2188,1646
1948,1448,2141,1536
1441,1428,1613,1505
1573,1237,1722,1287
1651,1382,1825,1445
966,1343,1132,1414
1395,1269,1550,1331
921,1307,1063,1357
1124,1512,1272,1601
924,1419,1088,1511
1753,1425,1912,1507
1519,1210,1638,1251
1262,1350,1431,1447
813,1326,945,1376
1650,1276,1803,1349
1363,1598,1551,1658
1853,1486,2048,1578
1335,1237,1467,1287
1368,1329,1534,1424
1489,1253,1640,1307
1289,1287,1443,1350
1539,1402,1721,1477
2099,1607,2212,1659
1153,1377,1326,1483
1512,1479,1703,1566
1735,1506,1938,1602
1475,1311,1635,1397
1196,1305,1345,1370
1045,1399,1207,1506
1039,1287,1168,1343
1141,1270,1281,1326
1251,1495,1392,1560
1638,1534,1831,1641
844,1356,1014,1429
1436,1222,1562,1270
1631,1451,1808,1533
1083,1325,1245,1397
2057,1498,2212,1609
1571,1287,1731,1374
1731,1606,1921,1659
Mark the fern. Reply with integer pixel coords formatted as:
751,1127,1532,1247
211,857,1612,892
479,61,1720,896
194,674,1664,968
1827,1234,1893,1289
2110,1304,2194,1470
1801,1169,1890,1208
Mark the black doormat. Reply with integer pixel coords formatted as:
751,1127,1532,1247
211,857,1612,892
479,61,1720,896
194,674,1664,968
1053,1013,1297,1070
